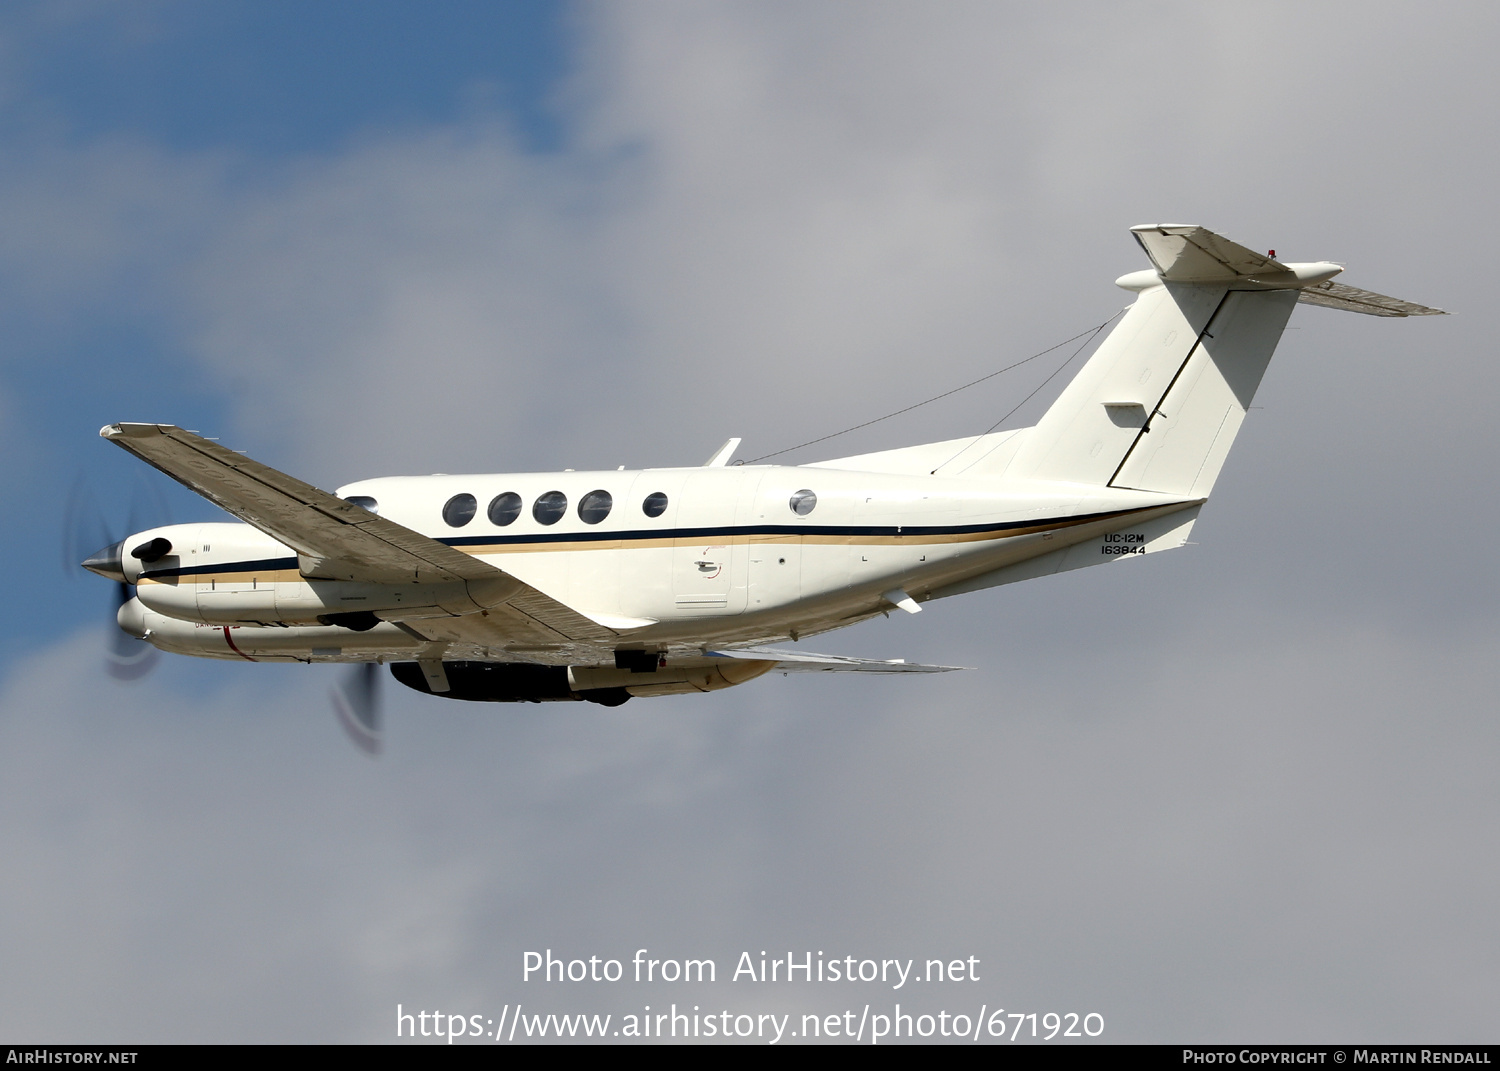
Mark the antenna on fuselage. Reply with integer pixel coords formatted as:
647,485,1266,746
702,438,742,467
743,311,1123,465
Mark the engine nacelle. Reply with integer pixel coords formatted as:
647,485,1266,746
127,522,512,626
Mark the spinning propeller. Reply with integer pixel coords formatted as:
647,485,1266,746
69,475,385,753
332,662,382,755
65,478,163,682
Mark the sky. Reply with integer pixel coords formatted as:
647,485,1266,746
1,0,1497,1045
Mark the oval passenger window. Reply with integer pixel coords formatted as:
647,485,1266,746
533,490,568,525
443,493,477,527
789,489,817,516
344,495,379,515
488,492,522,526
579,490,612,525
642,491,669,518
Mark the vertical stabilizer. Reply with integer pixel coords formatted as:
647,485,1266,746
1001,225,1309,496
1110,287,1296,496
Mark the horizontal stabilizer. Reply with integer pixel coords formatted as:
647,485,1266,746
1131,224,1285,282
707,648,965,673
1296,279,1446,317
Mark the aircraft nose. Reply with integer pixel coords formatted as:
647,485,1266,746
81,540,126,583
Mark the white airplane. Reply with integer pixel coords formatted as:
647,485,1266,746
82,225,1442,746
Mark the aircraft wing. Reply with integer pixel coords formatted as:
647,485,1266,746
100,422,619,647
707,647,965,673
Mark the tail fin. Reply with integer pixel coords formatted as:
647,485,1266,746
999,224,1442,497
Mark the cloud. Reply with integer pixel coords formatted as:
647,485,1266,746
1,0,1497,1043
0,135,225,331
3,594,1497,1041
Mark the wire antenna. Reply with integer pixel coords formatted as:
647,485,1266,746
930,307,1123,475
746,309,1124,464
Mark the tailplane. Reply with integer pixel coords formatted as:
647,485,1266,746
986,224,1444,496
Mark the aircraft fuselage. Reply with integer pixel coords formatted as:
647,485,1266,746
115,462,1194,665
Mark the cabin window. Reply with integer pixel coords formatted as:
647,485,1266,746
579,490,612,524
345,495,379,514
642,491,669,518
442,493,477,527
789,489,817,516
533,490,568,525
488,492,522,527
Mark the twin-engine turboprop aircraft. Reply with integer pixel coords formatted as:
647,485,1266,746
83,225,1443,722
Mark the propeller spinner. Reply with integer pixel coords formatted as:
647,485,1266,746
69,476,164,683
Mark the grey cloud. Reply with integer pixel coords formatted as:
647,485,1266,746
3,596,1497,1041
2,0,1497,1043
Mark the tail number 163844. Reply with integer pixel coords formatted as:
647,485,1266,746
1101,532,1146,556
